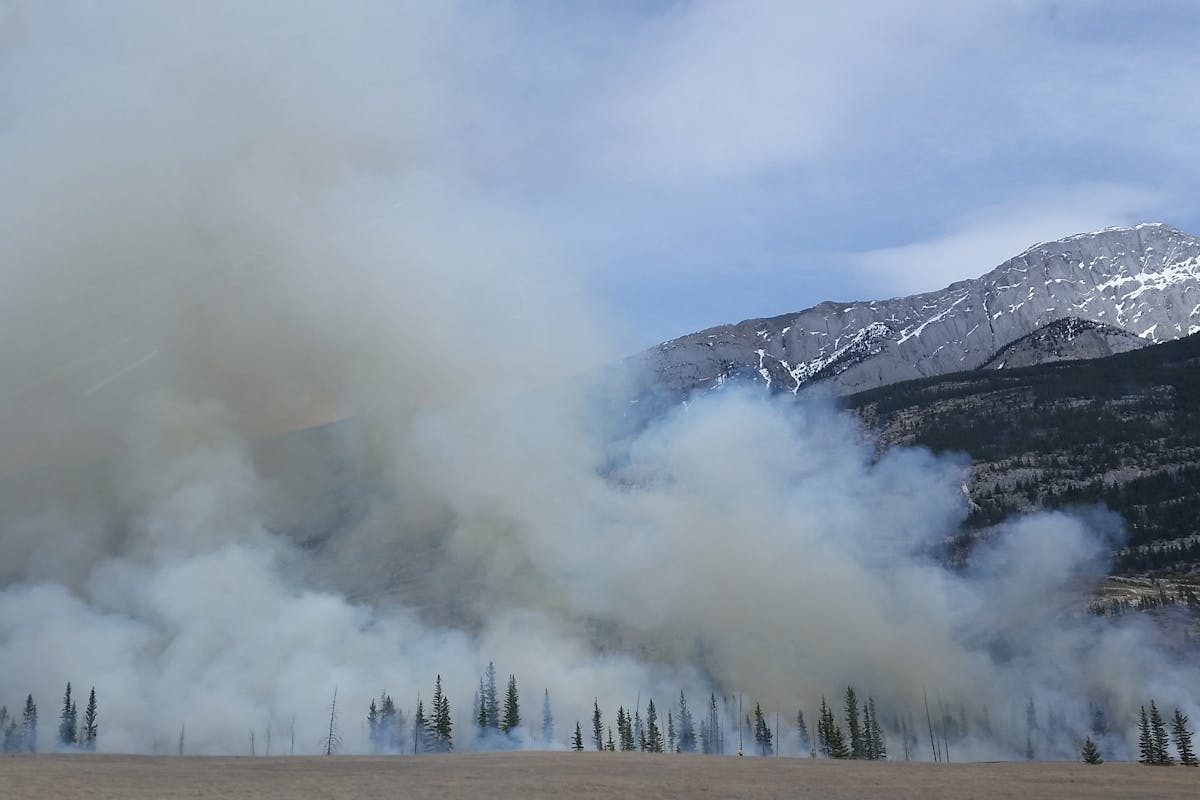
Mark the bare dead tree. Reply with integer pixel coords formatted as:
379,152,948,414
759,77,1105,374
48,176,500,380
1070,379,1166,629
322,687,342,756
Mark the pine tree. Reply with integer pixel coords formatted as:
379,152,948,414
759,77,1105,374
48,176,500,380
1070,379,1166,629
845,686,864,759
541,689,554,744
752,703,773,756
379,694,401,752
58,683,78,748
796,709,810,756
708,693,721,755
472,676,482,734
1171,707,1196,766
867,697,886,760
617,706,634,751
634,708,644,751
413,699,430,753
1138,706,1154,764
645,699,663,753
818,696,848,759
667,711,676,752
572,722,584,751
606,725,615,751
483,662,500,731
367,699,380,752
79,690,95,753
592,699,604,751
431,675,453,751
677,691,696,752
1150,701,1172,765
1080,737,1103,764
321,688,340,756
501,674,519,735
22,694,37,753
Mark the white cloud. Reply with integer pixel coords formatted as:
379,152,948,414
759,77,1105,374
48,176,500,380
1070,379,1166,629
851,183,1166,297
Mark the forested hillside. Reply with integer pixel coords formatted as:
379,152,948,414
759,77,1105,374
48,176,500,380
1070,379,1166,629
847,332,1200,575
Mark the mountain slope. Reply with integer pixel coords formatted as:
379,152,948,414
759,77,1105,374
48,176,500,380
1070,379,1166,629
846,331,1200,574
629,223,1200,400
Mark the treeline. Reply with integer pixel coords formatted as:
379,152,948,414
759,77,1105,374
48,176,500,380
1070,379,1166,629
1,683,98,753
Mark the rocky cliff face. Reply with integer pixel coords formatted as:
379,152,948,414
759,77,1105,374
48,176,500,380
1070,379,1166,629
629,223,1200,399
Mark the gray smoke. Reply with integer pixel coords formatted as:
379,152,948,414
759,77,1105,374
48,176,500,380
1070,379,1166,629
0,1,1194,758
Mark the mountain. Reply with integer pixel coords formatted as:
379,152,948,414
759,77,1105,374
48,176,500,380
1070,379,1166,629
846,331,1200,576
628,223,1200,400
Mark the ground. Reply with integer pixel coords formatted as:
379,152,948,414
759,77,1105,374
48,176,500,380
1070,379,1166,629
2,752,1198,799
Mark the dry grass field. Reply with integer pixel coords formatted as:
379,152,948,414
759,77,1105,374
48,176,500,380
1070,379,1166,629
2,752,1198,799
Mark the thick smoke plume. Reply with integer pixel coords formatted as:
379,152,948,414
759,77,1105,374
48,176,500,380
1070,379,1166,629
0,2,1194,758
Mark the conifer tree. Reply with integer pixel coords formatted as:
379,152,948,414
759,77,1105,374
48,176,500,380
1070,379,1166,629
0,707,8,754
592,699,604,751
752,703,773,756
1171,707,1196,766
430,675,453,751
1150,701,1172,765
367,699,380,752
58,683,78,748
606,725,615,751
483,661,500,731
645,699,663,753
796,709,810,756
866,697,886,760
708,693,722,755
667,711,676,752
501,674,519,735
413,699,429,753
572,722,584,751
617,706,634,751
542,689,554,744
677,691,696,752
379,694,402,752
81,689,98,752
1080,737,1103,764
818,696,848,759
845,686,864,759
321,688,340,756
472,676,482,734
1138,706,1154,764
22,694,37,753
634,708,644,751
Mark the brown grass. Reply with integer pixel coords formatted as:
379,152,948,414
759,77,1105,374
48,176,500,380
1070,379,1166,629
1,752,1197,799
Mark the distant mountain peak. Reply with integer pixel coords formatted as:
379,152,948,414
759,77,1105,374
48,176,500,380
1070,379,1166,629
629,223,1200,400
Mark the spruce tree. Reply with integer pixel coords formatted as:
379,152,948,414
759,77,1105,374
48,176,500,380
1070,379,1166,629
677,691,696,753
367,699,380,752
413,699,429,753
1150,701,1172,765
59,683,78,748
1138,706,1153,764
483,662,500,731
592,699,604,751
379,694,401,752
541,689,554,744
708,694,722,755
430,675,453,751
617,706,634,751
796,709,810,756
501,674,519,735
1171,708,1196,766
22,694,37,753
645,699,663,753
667,711,675,753
752,703,772,756
606,725,615,751
1080,737,1103,764
81,688,97,752
572,722,584,751
477,679,488,731
867,697,886,760
845,686,864,759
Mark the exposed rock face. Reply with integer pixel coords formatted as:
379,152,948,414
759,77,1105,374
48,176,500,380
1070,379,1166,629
629,223,1200,399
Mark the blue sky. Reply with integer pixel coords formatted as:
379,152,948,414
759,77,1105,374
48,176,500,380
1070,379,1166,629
433,0,1200,347
6,1,1200,352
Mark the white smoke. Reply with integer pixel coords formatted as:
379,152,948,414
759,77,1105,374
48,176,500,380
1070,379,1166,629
0,1,1194,759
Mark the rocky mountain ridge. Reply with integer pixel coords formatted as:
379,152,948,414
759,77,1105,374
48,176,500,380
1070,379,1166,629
629,223,1200,399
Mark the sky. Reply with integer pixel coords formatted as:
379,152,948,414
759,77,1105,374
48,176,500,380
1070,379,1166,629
6,1,1199,351
430,0,1200,347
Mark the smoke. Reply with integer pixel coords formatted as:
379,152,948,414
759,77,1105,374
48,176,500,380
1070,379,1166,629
0,2,1195,758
